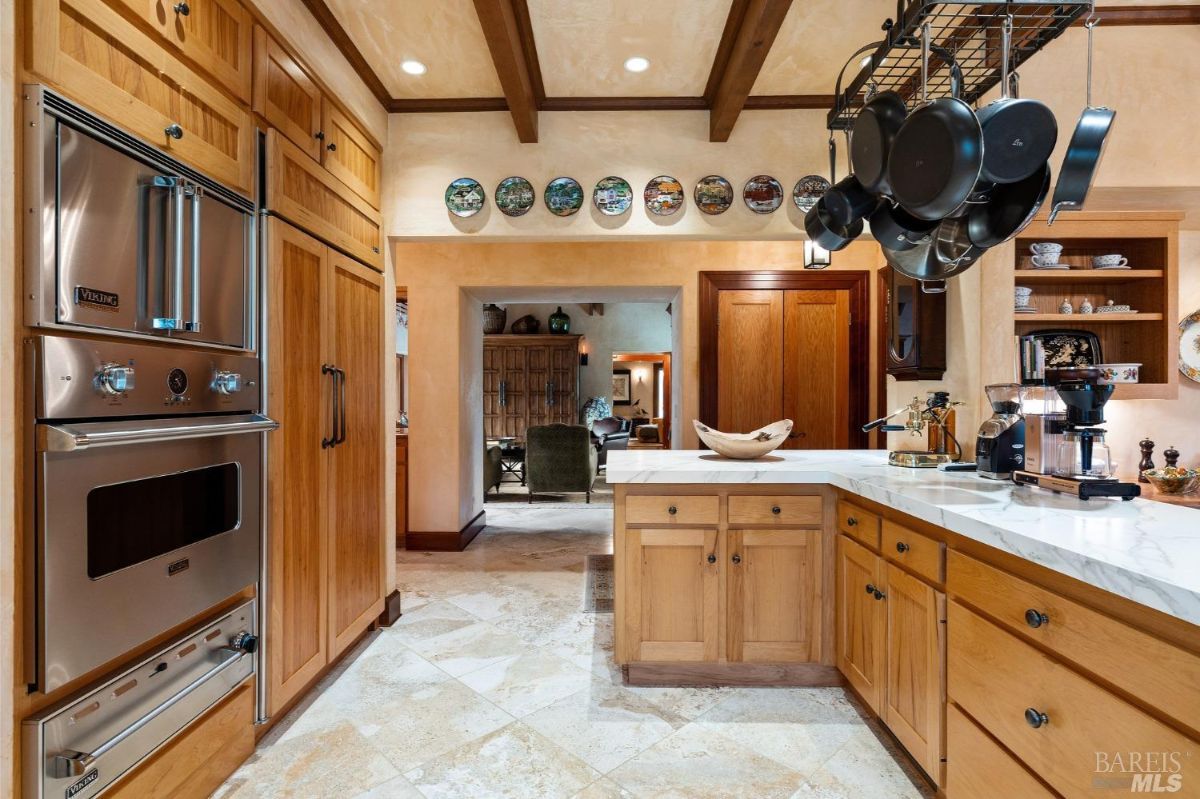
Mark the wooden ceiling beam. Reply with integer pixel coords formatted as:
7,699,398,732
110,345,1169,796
707,0,794,142
387,98,510,113
472,0,541,142
1080,5,1200,26
298,0,391,107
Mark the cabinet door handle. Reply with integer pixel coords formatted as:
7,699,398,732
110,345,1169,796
771,505,781,515
321,364,338,448
173,1,190,14
873,589,886,600
667,505,677,516
314,130,325,141
164,123,184,140
895,541,910,553
865,583,876,594
1025,609,1049,629
731,554,742,565
706,553,716,564
327,142,337,152
1025,708,1049,729
847,516,858,526
499,380,506,407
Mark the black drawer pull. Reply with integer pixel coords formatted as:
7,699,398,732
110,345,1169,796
707,553,716,564
1025,609,1049,629
1025,708,1049,729
771,505,781,515
895,541,910,553
667,505,677,516
732,554,742,565
847,516,859,526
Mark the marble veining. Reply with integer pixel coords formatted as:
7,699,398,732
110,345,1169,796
607,450,1200,627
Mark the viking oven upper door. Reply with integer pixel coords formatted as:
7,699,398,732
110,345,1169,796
35,417,267,693
49,122,250,349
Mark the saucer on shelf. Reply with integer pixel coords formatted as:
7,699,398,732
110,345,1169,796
1092,265,1133,271
1030,264,1070,270
1014,306,1039,314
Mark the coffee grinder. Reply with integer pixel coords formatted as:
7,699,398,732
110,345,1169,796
1012,367,1140,500
975,384,1026,479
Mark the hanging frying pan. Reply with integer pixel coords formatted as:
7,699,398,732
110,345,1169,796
968,160,1052,247
976,16,1058,184
887,31,984,222
1048,12,1115,224
851,90,907,195
869,200,939,252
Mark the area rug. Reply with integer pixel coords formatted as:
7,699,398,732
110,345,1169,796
584,554,614,613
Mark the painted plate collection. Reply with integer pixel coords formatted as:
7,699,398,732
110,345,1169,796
445,174,819,219
1180,308,1200,384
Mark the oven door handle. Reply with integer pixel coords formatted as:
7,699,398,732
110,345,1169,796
38,414,278,453
51,647,249,779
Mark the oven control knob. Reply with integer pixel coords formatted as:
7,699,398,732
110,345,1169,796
212,371,243,395
230,631,258,654
96,363,135,395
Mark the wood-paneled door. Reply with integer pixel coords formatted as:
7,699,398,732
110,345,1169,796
499,346,529,438
700,272,870,449
327,254,387,658
549,344,578,424
882,562,946,780
624,528,720,662
727,529,821,662
525,345,551,428
836,535,885,713
266,222,329,715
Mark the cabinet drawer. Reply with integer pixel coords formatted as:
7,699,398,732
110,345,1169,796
882,520,944,584
31,0,255,193
625,494,718,525
948,601,1197,797
949,551,1200,734
946,703,1054,799
728,495,822,526
837,500,880,548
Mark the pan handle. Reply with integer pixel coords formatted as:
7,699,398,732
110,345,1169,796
921,280,948,295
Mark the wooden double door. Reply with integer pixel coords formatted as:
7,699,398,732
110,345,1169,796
266,221,386,715
701,273,869,449
483,335,580,440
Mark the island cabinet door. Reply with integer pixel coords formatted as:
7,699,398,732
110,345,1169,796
882,562,946,782
836,535,885,712
624,528,719,662
727,529,821,663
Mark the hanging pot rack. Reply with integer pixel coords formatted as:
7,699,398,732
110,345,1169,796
827,1,1091,131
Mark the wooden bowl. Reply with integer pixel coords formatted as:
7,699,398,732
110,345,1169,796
693,419,793,459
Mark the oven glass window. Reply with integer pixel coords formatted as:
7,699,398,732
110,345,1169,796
87,463,240,579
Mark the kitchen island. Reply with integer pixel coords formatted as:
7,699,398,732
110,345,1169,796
606,450,1200,795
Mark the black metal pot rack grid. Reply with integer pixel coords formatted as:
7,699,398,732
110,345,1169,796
827,1,1091,131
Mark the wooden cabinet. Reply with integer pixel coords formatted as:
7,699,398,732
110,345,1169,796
836,535,885,712
266,221,385,713
837,499,880,548
882,265,947,381
946,703,1054,799
727,529,821,662
265,130,383,270
481,335,580,441
623,528,720,663
396,434,408,546
29,0,255,193
322,102,382,209
118,0,253,103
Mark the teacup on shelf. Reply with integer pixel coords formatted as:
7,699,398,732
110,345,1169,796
1031,253,1062,268
1030,242,1063,255
1014,286,1033,307
1091,254,1129,268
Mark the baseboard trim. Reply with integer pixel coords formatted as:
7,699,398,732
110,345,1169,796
624,662,844,687
376,590,403,626
405,510,487,552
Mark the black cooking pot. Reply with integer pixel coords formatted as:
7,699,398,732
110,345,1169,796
869,200,938,252
805,197,864,252
851,91,907,195
968,161,1051,248
823,176,877,227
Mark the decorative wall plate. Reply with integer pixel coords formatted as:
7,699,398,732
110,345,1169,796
544,177,584,217
793,175,831,212
1180,308,1200,383
495,176,535,217
743,175,784,214
644,175,685,216
593,176,633,216
445,178,485,217
694,175,733,215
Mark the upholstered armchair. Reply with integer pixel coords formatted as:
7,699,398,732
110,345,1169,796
590,416,630,467
525,424,599,502
483,444,503,498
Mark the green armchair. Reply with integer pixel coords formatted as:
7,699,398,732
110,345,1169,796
483,444,503,498
525,424,598,503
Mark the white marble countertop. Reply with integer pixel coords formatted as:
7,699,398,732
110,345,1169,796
606,450,1200,627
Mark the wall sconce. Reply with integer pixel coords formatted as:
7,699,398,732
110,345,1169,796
804,240,831,269
579,340,589,366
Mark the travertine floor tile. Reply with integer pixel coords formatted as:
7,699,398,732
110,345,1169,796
458,649,595,718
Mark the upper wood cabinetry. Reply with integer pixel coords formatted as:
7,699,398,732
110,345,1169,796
117,0,253,103
29,0,256,193
322,102,382,209
266,130,383,270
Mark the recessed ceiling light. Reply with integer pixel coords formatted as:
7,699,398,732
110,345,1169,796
624,56,650,73
401,60,427,76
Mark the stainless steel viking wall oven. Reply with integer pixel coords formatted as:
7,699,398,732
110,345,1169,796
23,85,255,351
28,336,274,694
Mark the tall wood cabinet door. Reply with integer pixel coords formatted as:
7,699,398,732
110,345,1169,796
253,26,322,160
118,0,253,103
717,290,782,433
549,343,578,424
727,529,821,663
500,346,528,439
783,289,851,449
31,0,256,193
321,101,382,209
327,254,387,657
265,221,329,715
836,535,885,713
482,345,503,439
625,528,719,662
882,563,946,782
526,345,551,428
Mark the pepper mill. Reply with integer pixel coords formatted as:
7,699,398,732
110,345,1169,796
1138,438,1155,482
1164,445,1180,469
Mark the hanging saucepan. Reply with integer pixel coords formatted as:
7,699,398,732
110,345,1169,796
821,40,889,227
976,16,1058,185
968,160,1052,247
934,213,988,268
1048,11,1115,223
887,32,984,222
882,239,950,294
805,197,864,252
851,90,907,195
869,199,939,252
886,213,986,291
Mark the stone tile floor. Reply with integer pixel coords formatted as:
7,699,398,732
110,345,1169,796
214,506,933,799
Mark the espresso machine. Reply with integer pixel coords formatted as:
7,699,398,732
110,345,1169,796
863,391,963,467
975,384,1026,479
1013,368,1140,500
